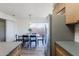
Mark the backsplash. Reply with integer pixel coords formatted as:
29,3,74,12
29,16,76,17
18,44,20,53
75,24,79,42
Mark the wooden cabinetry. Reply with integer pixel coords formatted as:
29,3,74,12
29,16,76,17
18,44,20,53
53,3,65,15
8,44,22,56
55,43,72,56
65,3,79,24
53,3,79,24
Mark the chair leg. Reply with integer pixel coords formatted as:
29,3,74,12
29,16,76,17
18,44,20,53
23,42,25,47
22,42,24,48
38,40,39,45
29,41,31,48
42,39,44,45
35,41,37,47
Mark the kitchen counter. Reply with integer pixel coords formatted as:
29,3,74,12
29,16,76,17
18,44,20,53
0,42,22,56
56,41,79,56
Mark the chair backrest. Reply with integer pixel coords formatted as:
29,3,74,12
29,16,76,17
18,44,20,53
30,35,37,40
23,35,28,37
30,35,36,37
16,35,18,39
22,35,29,41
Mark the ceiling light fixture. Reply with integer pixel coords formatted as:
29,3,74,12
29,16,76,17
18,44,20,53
29,14,31,20
28,14,32,26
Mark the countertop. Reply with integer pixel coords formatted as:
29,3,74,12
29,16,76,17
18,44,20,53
56,41,79,56
0,42,22,56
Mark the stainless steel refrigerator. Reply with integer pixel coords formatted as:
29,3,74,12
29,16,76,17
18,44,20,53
49,15,74,55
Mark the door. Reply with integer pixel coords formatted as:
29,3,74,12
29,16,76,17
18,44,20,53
0,19,6,42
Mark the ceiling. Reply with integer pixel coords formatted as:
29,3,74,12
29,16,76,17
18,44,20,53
0,3,53,19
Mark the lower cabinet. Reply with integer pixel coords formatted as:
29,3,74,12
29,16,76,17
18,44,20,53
55,43,72,56
8,44,22,56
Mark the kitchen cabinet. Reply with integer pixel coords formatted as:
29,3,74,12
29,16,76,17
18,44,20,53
8,44,22,56
55,42,72,56
53,3,65,15
53,3,79,24
0,42,22,56
54,41,79,56
65,4,79,24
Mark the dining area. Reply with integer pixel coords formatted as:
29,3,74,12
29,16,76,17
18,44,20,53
16,32,45,48
15,23,49,56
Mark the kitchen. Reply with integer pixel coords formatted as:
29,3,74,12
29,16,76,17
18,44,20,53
0,3,52,56
0,3,79,56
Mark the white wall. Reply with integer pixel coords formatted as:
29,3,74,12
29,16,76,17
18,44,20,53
30,17,49,23
0,11,17,42
16,17,49,35
16,19,30,35
6,20,17,42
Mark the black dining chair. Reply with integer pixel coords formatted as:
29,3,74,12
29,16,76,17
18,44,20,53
16,35,23,41
30,34,37,48
38,34,45,45
22,35,29,48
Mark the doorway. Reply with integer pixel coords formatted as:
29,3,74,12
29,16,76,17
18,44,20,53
0,18,6,42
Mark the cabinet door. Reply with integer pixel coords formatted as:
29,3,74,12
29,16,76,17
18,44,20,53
53,3,65,15
55,43,72,56
65,3,79,24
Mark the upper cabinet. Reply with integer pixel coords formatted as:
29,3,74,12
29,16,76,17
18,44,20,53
53,3,79,24
65,4,79,24
53,3,65,15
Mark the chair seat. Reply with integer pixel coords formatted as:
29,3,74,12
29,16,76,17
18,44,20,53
30,40,37,42
16,39,22,41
